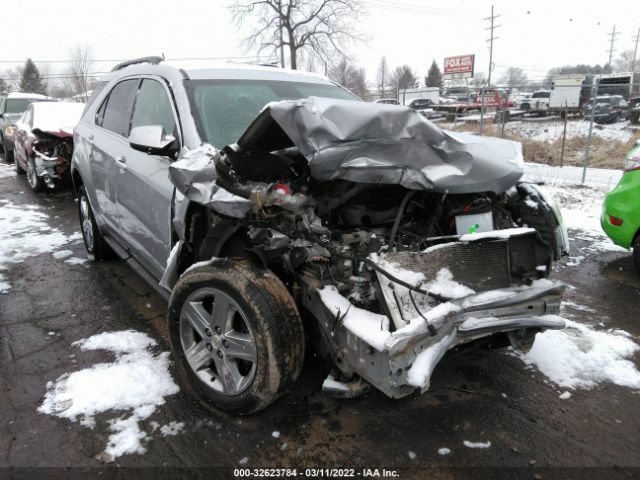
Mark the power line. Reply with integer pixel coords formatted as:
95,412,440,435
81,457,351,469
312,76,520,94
0,55,271,64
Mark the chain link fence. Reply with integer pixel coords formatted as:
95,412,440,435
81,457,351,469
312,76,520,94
428,80,640,189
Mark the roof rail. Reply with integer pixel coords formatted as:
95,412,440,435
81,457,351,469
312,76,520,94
111,56,164,72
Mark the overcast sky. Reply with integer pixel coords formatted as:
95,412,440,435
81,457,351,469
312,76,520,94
2,0,639,86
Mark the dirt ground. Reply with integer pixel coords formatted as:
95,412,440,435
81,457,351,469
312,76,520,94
1,157,639,480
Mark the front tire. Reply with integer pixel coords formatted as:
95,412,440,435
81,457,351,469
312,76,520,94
26,157,44,191
168,261,305,414
78,185,111,261
2,140,14,163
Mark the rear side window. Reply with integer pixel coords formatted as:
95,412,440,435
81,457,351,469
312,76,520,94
97,79,139,137
130,79,177,137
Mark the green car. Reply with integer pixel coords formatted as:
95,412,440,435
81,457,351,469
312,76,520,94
601,141,640,271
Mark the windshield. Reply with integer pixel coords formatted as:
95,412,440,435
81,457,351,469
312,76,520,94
6,99,34,115
185,79,359,148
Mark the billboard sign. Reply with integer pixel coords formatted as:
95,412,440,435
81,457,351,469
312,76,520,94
444,54,475,79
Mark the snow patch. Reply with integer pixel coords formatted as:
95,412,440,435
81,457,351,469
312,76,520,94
52,250,73,259
38,330,180,461
160,421,185,437
0,162,16,179
559,391,572,400
318,286,390,351
438,448,451,455
423,268,475,299
65,256,88,265
463,440,491,449
516,318,640,390
459,227,535,242
0,199,82,292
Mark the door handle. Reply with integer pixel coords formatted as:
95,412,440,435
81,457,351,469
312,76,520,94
115,156,127,171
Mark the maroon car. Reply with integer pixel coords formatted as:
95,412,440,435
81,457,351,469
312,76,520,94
13,101,85,191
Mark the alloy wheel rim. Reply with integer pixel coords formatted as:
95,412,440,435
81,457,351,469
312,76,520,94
27,159,37,188
179,287,257,396
79,196,94,252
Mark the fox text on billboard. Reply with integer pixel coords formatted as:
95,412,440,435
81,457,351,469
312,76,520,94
444,55,475,79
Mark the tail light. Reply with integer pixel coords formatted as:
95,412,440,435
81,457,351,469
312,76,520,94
609,215,624,227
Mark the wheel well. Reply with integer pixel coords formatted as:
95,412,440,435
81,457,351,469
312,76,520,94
71,170,83,196
177,204,254,277
632,228,640,249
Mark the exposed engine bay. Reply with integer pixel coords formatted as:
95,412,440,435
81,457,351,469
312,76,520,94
163,98,569,398
31,129,74,188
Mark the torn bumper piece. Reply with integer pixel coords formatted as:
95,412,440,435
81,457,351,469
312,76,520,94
314,280,565,399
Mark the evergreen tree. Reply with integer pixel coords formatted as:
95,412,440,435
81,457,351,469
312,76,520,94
20,59,47,94
426,60,443,90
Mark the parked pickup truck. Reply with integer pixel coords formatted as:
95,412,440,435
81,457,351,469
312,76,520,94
434,88,512,120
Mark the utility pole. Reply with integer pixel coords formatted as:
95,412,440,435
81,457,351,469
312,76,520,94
484,5,500,87
633,28,639,94
607,25,621,68
481,5,499,136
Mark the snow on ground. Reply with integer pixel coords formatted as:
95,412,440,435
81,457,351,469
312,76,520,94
505,119,638,144
537,182,627,256
0,162,16,179
65,256,88,266
52,250,74,259
463,440,491,449
38,330,180,461
516,318,640,390
0,199,82,293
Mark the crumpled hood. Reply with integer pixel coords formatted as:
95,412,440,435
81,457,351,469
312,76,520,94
236,96,524,194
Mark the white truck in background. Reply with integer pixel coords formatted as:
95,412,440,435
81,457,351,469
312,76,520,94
549,74,586,116
398,87,440,106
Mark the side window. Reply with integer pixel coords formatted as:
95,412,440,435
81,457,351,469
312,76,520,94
98,79,140,137
130,79,177,138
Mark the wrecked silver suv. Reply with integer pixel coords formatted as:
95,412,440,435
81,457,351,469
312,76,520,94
72,59,568,414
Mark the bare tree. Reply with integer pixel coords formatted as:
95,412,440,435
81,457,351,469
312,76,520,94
328,57,367,98
376,56,390,97
68,44,95,101
230,0,364,70
498,67,528,89
3,66,24,92
390,65,418,96
470,71,487,88
614,50,638,73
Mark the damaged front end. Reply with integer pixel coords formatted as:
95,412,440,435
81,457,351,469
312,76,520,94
165,97,568,398
31,129,74,188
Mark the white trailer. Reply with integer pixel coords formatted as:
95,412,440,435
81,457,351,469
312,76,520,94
549,74,586,112
398,87,440,106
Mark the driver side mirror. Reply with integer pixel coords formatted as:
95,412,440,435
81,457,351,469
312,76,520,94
129,125,177,157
